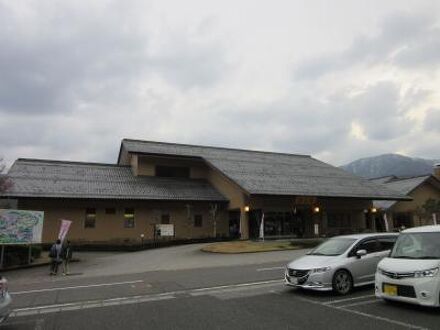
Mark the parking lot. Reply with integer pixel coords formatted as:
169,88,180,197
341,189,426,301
3,268,439,329
2,246,439,329
285,285,439,329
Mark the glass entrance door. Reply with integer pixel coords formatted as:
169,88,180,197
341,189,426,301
263,211,305,238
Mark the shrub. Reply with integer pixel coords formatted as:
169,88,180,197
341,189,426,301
2,245,42,267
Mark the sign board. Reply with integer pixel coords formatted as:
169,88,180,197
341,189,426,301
0,209,44,244
155,224,174,237
294,196,317,206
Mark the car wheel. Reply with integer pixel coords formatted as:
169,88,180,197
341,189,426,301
332,270,353,295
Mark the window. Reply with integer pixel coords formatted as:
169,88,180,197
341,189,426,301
161,214,170,224
194,214,203,227
378,237,397,251
85,208,96,228
155,165,190,178
124,208,135,228
393,212,412,228
105,208,116,215
309,238,357,256
357,239,380,254
328,214,352,228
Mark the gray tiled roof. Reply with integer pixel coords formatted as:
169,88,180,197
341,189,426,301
119,139,410,200
372,175,431,209
3,159,227,201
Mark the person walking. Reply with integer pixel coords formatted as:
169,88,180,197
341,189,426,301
62,240,73,275
49,239,63,275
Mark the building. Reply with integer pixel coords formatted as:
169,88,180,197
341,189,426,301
371,166,440,231
1,139,409,245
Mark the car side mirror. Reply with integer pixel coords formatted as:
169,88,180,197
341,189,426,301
356,249,367,258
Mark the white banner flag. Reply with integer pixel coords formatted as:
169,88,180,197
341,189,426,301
58,219,72,243
259,212,265,241
383,213,389,232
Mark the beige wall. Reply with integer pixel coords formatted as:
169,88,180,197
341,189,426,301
131,154,251,237
434,166,440,181
90,151,381,240
390,181,440,227
206,168,248,210
132,154,248,209
135,155,208,179
17,199,229,245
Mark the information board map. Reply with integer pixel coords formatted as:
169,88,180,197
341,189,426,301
0,209,44,244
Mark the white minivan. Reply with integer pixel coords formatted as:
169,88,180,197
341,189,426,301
375,225,440,307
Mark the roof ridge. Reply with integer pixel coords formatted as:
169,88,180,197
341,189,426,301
15,158,128,168
122,138,311,158
389,174,431,181
369,175,397,180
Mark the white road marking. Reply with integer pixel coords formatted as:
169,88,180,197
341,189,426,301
323,294,375,305
256,266,285,272
337,306,428,330
191,281,283,297
295,296,428,330
12,295,175,317
338,300,379,308
10,279,284,318
10,278,427,329
191,279,282,292
11,280,144,295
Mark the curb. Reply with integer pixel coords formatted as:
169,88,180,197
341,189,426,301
200,246,303,254
1,258,80,272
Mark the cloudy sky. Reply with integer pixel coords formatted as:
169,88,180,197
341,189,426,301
1,0,440,169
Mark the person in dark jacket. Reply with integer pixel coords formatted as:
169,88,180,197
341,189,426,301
49,239,63,275
62,240,73,275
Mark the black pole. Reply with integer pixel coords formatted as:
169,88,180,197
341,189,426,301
0,245,4,269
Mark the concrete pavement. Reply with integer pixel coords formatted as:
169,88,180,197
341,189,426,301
2,244,439,329
5,243,305,287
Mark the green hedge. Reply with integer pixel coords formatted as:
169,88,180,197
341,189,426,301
1,245,42,267
41,237,234,252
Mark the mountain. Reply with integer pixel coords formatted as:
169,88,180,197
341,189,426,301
341,154,439,179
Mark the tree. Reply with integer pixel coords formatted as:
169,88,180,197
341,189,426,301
0,158,14,207
422,198,440,215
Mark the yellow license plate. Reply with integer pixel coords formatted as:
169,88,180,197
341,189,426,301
383,284,398,296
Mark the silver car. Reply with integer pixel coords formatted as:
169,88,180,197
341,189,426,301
0,276,11,323
285,233,398,295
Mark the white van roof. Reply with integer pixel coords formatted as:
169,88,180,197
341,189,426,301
402,225,440,233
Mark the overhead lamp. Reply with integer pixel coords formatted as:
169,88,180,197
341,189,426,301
313,206,320,213
244,206,250,212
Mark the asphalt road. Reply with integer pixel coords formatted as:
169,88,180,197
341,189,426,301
1,246,439,330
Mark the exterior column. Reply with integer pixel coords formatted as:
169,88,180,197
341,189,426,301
388,213,394,231
240,210,249,240
321,211,328,237
313,212,322,237
370,213,376,232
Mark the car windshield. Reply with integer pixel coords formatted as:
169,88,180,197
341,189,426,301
391,232,440,259
308,238,356,256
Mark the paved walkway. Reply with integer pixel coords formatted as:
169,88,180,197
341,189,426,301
4,244,307,286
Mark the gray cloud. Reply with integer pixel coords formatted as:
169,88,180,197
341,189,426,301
349,82,411,140
0,1,229,115
293,12,440,80
424,108,440,133
0,1,439,170
185,81,411,159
